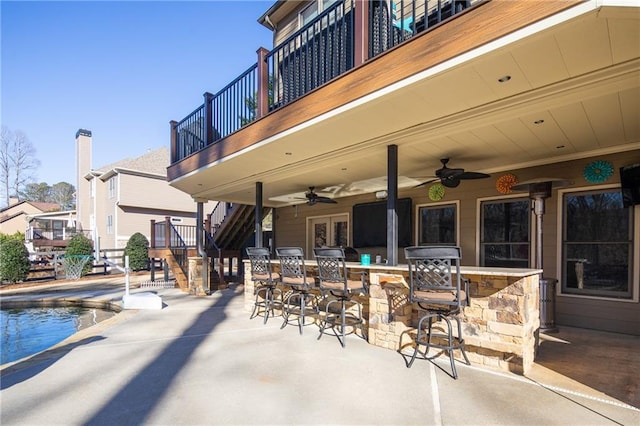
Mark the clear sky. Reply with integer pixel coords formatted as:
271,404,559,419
1,0,274,188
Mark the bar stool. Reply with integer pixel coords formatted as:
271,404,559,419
246,247,282,324
313,247,368,348
275,247,318,334
404,246,470,379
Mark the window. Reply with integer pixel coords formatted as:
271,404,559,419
480,198,530,268
108,176,117,198
106,215,113,235
418,203,457,246
299,0,338,27
562,189,633,299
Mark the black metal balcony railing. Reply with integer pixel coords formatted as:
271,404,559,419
266,0,355,109
172,0,473,164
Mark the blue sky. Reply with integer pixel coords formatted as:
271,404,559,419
1,0,273,187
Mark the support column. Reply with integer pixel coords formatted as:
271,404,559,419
255,182,264,248
387,145,398,265
195,198,210,295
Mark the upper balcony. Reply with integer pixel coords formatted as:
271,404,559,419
167,0,638,207
170,0,478,164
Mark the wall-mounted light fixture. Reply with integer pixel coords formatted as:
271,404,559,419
375,190,388,199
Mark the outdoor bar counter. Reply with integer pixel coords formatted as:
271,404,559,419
243,260,543,374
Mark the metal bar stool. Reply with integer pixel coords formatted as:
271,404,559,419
404,246,470,379
313,247,368,348
275,247,319,334
246,247,282,324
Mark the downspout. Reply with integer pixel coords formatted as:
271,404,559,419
195,198,209,295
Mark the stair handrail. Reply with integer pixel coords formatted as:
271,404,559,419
208,201,232,232
167,221,189,277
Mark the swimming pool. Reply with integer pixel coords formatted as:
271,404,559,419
1,306,116,364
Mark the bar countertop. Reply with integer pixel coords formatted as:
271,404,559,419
248,259,543,278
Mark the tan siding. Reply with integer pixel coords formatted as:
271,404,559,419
273,152,640,334
118,173,201,212
273,9,301,46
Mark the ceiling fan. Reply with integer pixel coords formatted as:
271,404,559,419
298,186,337,205
416,158,490,188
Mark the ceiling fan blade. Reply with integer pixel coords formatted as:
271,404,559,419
315,196,337,204
414,177,438,188
458,171,490,180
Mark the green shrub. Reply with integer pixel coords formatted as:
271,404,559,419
123,232,149,271
0,239,31,283
0,232,25,244
65,234,93,275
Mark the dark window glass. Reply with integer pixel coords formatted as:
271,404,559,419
418,204,456,245
481,199,530,268
563,190,633,298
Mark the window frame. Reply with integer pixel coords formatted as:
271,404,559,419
415,200,459,247
478,195,532,268
108,176,117,199
298,0,339,28
557,184,639,303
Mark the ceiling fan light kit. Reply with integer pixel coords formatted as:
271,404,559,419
302,186,337,206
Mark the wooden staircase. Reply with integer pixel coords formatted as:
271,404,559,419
150,203,271,292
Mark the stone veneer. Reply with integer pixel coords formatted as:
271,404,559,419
244,261,541,374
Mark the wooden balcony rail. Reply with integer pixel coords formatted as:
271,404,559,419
26,227,91,242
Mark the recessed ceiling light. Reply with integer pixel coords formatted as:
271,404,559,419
285,152,292,156
556,145,565,149
341,168,347,171
534,119,544,124
498,75,511,83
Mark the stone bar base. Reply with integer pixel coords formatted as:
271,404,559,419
368,271,540,374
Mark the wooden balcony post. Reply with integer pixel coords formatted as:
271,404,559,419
354,0,370,66
256,47,270,119
150,220,156,249
164,216,171,249
203,92,215,145
170,120,178,163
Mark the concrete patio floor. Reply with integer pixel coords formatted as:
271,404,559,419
1,276,638,425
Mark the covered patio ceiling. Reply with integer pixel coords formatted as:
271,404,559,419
172,2,640,208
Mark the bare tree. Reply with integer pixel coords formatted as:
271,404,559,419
0,126,40,207
0,127,11,207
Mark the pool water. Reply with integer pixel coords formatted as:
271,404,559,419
1,306,116,364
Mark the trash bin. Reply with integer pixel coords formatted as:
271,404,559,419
539,277,558,333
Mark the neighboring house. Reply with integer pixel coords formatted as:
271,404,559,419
166,0,639,335
75,129,215,251
24,209,84,251
0,200,61,237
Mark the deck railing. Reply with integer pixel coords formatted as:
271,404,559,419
26,227,92,242
171,0,475,164
266,0,355,110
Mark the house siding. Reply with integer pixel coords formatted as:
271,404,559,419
117,173,203,211
273,152,640,335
